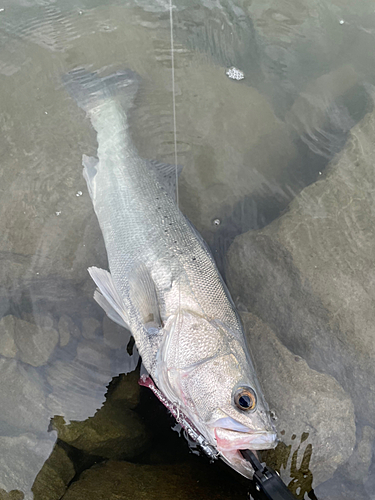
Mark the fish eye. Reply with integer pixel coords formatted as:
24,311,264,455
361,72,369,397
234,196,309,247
234,387,257,412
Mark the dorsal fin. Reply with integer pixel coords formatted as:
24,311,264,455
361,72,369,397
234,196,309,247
149,160,183,201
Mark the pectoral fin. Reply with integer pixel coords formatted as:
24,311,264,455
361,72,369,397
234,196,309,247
88,267,130,329
128,262,161,331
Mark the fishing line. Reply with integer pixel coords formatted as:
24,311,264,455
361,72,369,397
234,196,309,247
169,0,179,208
168,0,183,346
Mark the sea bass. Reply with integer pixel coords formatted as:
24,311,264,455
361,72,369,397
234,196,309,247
65,68,277,477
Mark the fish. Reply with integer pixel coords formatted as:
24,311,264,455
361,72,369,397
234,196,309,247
64,68,277,477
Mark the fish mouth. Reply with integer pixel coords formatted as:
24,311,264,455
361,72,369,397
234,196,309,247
213,428,277,478
214,427,277,452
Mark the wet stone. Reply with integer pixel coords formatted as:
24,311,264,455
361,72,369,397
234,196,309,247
105,370,141,411
0,489,24,500
0,315,18,358
52,402,149,461
61,459,246,500
13,317,58,367
242,313,356,491
32,444,75,500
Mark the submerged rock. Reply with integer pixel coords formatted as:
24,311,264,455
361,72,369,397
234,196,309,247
0,433,55,500
13,317,59,367
46,344,113,423
227,108,375,426
0,315,18,358
339,425,375,484
61,459,246,500
0,489,24,500
102,316,129,349
81,318,101,340
105,370,141,411
58,315,80,346
244,0,375,115
242,313,355,492
32,444,75,500
0,358,49,435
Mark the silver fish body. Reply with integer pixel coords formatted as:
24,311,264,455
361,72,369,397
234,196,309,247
65,68,277,477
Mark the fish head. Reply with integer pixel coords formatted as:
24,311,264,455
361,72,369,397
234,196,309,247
156,311,277,477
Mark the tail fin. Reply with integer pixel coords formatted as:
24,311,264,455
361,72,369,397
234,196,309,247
63,68,140,115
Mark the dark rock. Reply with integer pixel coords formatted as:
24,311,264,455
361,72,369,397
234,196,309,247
0,489,24,500
61,459,246,500
52,407,148,461
105,371,141,411
51,373,149,461
32,444,75,500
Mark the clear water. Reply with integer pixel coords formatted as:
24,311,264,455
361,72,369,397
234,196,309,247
0,0,374,498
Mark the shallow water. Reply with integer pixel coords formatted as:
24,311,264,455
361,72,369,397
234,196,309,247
0,0,375,498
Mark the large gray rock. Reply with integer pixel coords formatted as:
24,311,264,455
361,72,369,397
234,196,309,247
339,425,375,485
242,313,355,492
227,108,375,425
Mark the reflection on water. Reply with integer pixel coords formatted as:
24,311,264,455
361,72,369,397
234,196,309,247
0,0,374,498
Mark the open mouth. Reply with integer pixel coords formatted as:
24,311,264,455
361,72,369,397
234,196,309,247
213,427,277,478
214,426,278,451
